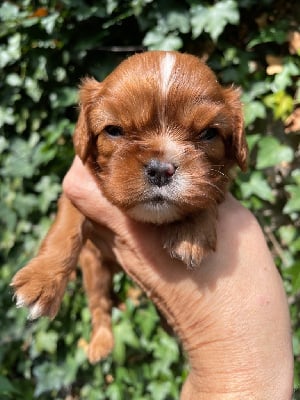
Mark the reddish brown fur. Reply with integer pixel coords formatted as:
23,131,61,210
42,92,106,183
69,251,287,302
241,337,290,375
79,240,116,363
11,51,248,363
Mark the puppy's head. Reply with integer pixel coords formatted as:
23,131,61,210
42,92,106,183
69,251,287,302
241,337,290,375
74,51,248,224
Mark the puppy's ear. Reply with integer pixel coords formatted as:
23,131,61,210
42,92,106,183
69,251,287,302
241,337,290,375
223,87,248,171
73,78,102,162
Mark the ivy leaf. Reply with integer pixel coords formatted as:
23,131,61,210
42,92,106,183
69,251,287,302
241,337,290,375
0,2,19,21
0,376,19,396
106,0,118,15
256,136,294,169
239,171,275,202
284,185,300,214
247,21,288,48
244,81,271,100
190,4,208,38
2,139,35,178
0,33,21,68
143,30,182,50
50,87,78,108
264,90,294,120
6,72,23,87
35,176,61,213
272,61,300,91
243,100,266,126
191,0,239,41
113,313,139,364
24,77,42,102
0,136,8,153
291,169,300,185
278,225,297,246
40,12,59,34
1,136,50,178
286,262,300,294
0,106,15,127
166,11,190,34
147,381,175,400
134,303,159,340
246,133,261,153
31,330,59,358
33,362,66,396
150,328,180,371
106,381,123,400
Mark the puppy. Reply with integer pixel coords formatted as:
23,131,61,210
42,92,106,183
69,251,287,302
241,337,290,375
11,51,248,363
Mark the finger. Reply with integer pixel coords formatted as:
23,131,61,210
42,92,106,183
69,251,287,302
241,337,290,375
63,157,130,232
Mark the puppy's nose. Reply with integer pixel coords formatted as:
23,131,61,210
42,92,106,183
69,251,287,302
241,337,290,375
145,159,176,187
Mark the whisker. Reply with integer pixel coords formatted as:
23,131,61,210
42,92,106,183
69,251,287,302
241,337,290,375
209,164,225,168
183,191,216,204
202,180,225,196
168,149,191,162
208,168,229,179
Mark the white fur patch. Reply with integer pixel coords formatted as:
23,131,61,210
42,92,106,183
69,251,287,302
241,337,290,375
15,293,26,308
15,292,43,320
28,302,43,320
159,52,176,96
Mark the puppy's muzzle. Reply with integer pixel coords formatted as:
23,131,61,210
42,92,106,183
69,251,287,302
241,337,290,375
145,159,176,187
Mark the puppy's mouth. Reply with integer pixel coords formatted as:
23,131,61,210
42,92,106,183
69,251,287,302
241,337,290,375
140,192,175,210
127,193,181,225
148,194,168,204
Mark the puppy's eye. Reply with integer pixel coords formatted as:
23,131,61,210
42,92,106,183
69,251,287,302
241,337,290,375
199,127,219,141
104,125,124,137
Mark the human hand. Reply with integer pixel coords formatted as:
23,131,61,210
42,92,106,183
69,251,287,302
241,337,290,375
63,156,293,400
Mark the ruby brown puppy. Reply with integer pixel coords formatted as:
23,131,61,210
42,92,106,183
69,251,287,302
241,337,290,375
11,51,248,362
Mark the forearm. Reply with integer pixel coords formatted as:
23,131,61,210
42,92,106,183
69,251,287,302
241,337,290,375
182,334,293,400
179,208,294,400
182,351,293,400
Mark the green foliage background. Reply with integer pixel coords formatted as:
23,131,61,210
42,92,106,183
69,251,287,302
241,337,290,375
0,0,299,398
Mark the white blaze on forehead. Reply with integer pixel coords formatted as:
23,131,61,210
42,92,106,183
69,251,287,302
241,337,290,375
159,53,176,128
159,52,176,97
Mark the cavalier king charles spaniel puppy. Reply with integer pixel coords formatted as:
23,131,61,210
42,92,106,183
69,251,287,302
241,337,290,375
11,51,248,363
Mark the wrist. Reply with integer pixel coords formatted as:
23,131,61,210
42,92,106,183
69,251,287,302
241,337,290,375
181,340,293,400
180,372,251,400
181,364,293,400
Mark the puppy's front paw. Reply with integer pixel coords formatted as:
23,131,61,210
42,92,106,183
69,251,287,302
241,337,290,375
88,326,114,364
164,211,217,268
166,234,216,269
11,258,69,320
168,241,208,269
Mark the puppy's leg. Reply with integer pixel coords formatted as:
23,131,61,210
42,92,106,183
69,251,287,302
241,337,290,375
80,241,114,364
11,194,86,319
163,208,217,269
